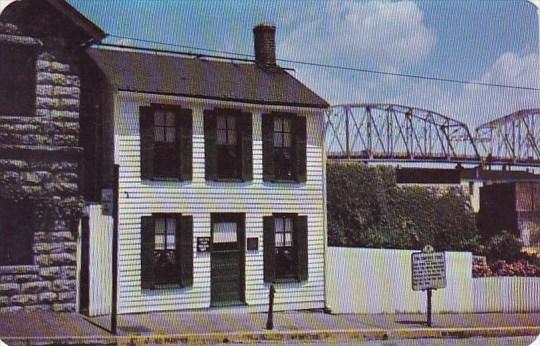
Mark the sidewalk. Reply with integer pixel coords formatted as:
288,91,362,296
0,310,539,345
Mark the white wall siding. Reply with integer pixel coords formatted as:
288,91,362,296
114,92,326,314
85,204,113,316
473,277,540,313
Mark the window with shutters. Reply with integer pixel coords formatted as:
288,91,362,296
274,216,296,279
139,105,192,181
204,108,252,181
140,214,193,289
0,43,36,116
263,214,308,283
216,113,240,179
263,113,306,182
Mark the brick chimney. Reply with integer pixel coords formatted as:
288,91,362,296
253,23,276,67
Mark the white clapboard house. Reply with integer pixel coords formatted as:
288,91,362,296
79,24,329,315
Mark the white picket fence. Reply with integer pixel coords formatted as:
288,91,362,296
326,247,540,314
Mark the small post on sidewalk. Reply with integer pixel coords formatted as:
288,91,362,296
111,164,119,335
266,284,275,330
426,288,432,327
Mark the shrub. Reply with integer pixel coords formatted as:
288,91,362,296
327,162,479,251
481,230,523,263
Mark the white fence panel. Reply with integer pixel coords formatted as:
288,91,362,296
326,247,474,314
473,277,540,313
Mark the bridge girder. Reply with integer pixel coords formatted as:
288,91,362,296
325,104,481,163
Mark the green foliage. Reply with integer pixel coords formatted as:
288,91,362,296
327,162,479,251
479,230,523,263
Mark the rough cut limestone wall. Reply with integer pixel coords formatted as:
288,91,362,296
0,23,83,312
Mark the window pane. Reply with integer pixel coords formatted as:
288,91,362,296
217,115,226,130
165,112,175,126
283,133,291,147
274,118,282,131
283,118,291,132
154,111,164,126
166,234,176,250
285,218,293,233
228,129,236,145
285,233,293,247
217,129,227,145
155,218,165,235
274,133,282,147
274,217,284,233
275,233,284,247
227,115,236,129
154,126,164,142
155,234,165,250
213,222,237,243
165,127,176,143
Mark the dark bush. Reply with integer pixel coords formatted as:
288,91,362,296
327,162,479,251
480,230,523,263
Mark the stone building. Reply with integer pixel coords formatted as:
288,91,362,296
0,0,105,312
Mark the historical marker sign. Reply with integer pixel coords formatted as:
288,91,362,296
411,250,446,291
197,237,211,252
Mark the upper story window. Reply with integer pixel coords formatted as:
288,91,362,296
204,108,252,181
263,214,308,283
263,113,306,183
139,104,192,181
0,43,36,116
141,214,193,289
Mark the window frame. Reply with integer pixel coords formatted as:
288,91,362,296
151,105,180,179
0,43,37,116
152,215,178,286
272,115,295,181
272,213,298,281
215,112,241,180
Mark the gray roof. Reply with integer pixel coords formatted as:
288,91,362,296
86,48,329,109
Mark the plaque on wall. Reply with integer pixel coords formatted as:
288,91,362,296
197,237,211,252
247,237,258,251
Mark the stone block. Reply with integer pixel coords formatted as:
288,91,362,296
10,294,38,306
36,60,52,72
36,85,53,96
51,110,78,121
0,306,22,313
60,266,76,280
53,86,79,97
53,134,78,146
0,266,39,275
50,62,71,73
14,275,40,284
39,267,60,280
57,98,79,111
21,281,51,294
58,291,76,302
0,275,13,283
38,292,57,304
37,72,66,85
0,283,20,295
0,159,27,170
25,304,51,312
50,231,74,242
35,108,52,117
52,303,75,312
35,255,50,266
49,254,76,266
36,96,56,109
52,279,75,292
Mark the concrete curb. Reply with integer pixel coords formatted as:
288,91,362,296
2,326,540,345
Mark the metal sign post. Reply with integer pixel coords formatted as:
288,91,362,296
111,165,119,335
411,245,446,327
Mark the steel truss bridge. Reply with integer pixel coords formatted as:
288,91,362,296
325,104,540,167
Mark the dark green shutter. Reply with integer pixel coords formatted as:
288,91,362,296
262,114,274,182
294,116,307,182
177,109,193,181
141,216,155,289
295,215,308,281
263,216,275,283
176,215,193,287
139,106,154,180
204,110,217,181
240,112,253,181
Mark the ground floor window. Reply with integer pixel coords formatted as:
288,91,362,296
263,214,308,283
141,214,193,289
0,200,33,266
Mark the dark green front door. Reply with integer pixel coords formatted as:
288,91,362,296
211,214,245,306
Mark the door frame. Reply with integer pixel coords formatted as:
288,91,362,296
210,213,246,305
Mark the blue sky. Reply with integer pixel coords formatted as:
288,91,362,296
67,0,539,126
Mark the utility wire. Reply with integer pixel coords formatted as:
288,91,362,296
106,33,540,92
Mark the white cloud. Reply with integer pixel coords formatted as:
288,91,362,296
278,1,436,72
